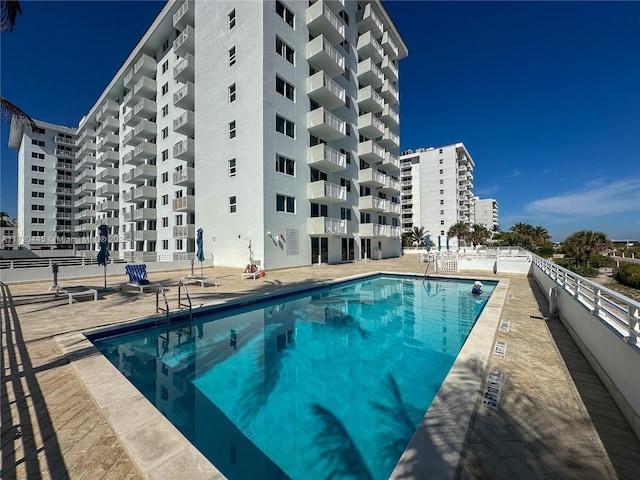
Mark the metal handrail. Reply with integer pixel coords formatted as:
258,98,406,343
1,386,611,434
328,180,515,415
155,284,170,330
178,281,193,324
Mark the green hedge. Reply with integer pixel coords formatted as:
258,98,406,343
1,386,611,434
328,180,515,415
615,263,640,289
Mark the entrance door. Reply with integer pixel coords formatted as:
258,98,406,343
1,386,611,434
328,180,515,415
311,237,329,264
342,238,355,262
360,238,372,260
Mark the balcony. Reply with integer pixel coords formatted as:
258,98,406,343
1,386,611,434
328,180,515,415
97,115,119,135
55,148,75,159
123,110,136,127
97,183,119,198
306,0,345,44
173,82,195,110
173,195,195,212
133,119,157,140
97,200,119,212
381,80,399,105
358,3,384,39
125,230,157,242
122,91,134,108
174,25,195,56
130,54,156,82
357,58,385,89
174,54,195,82
360,223,387,238
75,182,96,196
56,161,73,171
389,226,401,238
307,107,346,141
100,217,119,227
55,186,74,195
123,130,135,146
359,195,386,212
379,128,400,150
307,144,346,173
76,169,95,183
378,151,400,172
173,167,195,186
77,140,96,156
356,30,384,64
123,208,154,222
55,199,73,207
308,217,347,236
74,209,94,220
123,185,157,202
307,180,346,204
55,135,75,146
132,141,156,162
173,110,195,136
133,98,157,120
306,35,345,78
306,72,345,110
358,167,385,188
381,56,398,83
173,0,194,30
381,31,399,60
95,99,119,122
121,164,156,185
75,222,97,233
97,133,119,151
386,202,401,215
173,225,195,238
96,150,118,167
173,138,195,160
357,85,384,113
380,104,399,127
380,176,401,193
74,195,95,208
358,140,386,164
133,76,157,97
357,112,385,139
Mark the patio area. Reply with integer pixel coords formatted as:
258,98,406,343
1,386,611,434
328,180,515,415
1,255,638,479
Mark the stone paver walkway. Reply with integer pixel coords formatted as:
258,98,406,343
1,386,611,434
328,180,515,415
1,256,638,479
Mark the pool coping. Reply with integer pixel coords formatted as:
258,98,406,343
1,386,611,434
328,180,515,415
55,272,507,480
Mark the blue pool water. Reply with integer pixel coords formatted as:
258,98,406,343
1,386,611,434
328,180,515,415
92,275,494,480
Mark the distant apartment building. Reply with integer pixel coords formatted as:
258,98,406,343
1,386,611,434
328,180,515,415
473,197,498,231
1,218,18,250
8,0,407,268
399,143,475,244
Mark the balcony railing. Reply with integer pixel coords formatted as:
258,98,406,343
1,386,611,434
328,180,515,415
307,144,346,172
308,217,347,236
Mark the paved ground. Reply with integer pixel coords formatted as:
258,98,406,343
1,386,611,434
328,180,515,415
1,256,638,479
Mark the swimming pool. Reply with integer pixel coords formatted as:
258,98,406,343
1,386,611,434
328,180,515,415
92,274,495,480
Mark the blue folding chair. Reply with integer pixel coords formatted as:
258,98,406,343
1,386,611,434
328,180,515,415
122,264,158,292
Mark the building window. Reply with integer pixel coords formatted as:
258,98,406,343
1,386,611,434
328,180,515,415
441,230,445,236
228,9,236,29
31,165,45,172
162,60,169,73
276,36,294,64
31,179,45,185
311,203,327,217
31,192,44,198
161,105,169,117
161,172,169,183
175,215,183,226
276,194,295,213
276,154,295,176
228,83,236,103
341,207,351,221
275,0,294,27
31,139,45,146
276,115,294,138
162,38,170,51
33,127,45,134
175,239,183,250
229,196,237,214
31,205,44,211
229,120,236,139
439,169,443,174
31,152,45,159
161,217,169,228
339,9,349,25
440,210,444,215
162,239,169,249
162,194,169,206
161,127,169,139
340,178,351,192
228,158,237,177
229,46,236,66
340,148,351,164
440,199,444,205
439,158,443,164
31,217,45,224
162,82,169,95
276,76,294,100
31,231,44,236
440,189,444,194
440,179,443,184
162,149,169,161
441,220,445,225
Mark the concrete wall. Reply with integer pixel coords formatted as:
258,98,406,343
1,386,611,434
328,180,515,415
532,263,640,439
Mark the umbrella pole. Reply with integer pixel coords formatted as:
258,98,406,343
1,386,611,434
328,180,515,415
103,264,107,289
200,261,203,278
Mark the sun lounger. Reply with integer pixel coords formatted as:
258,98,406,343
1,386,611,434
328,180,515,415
60,286,98,305
121,264,159,293
242,260,264,280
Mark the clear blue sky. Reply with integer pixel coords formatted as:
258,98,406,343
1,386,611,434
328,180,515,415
2,1,639,241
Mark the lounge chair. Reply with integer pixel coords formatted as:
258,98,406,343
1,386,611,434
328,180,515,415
121,264,159,293
59,286,98,305
242,260,264,280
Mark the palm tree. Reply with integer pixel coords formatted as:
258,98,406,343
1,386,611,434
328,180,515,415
410,226,426,247
533,226,551,246
1,0,37,130
469,224,490,247
448,222,470,248
562,230,611,267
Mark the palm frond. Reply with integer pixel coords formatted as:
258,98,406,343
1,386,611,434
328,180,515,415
1,0,22,32
1,96,37,130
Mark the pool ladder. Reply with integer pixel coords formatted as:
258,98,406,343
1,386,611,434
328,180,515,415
423,253,435,281
155,283,193,332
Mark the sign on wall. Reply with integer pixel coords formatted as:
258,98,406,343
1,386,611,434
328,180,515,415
286,229,298,255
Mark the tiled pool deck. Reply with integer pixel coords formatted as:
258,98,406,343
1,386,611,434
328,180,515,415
1,255,638,479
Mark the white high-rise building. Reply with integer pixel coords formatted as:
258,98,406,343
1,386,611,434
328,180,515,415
399,143,475,243
8,0,407,268
473,197,499,231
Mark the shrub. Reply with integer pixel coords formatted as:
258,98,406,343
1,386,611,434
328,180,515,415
615,262,640,289
589,254,615,269
536,245,554,258
566,264,598,277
